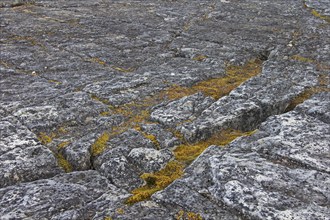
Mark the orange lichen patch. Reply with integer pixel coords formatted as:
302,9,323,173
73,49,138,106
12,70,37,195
285,74,329,112
57,141,71,149
161,59,263,100
90,132,110,156
174,129,256,164
176,210,203,220
55,153,73,173
112,66,135,73
125,161,184,204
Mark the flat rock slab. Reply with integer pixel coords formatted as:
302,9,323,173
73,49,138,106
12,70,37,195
0,113,62,188
0,0,329,219
0,171,126,219
150,93,330,220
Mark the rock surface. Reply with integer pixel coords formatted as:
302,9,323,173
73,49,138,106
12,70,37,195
0,0,329,219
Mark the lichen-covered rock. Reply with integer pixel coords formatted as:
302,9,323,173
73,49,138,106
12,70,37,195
0,0,329,219
151,92,214,127
0,115,62,188
179,57,321,142
0,171,125,219
151,93,330,220
93,129,157,190
140,123,181,149
128,148,173,173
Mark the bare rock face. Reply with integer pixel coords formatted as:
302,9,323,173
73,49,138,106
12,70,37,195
0,113,63,188
150,92,330,220
0,0,329,219
0,171,126,220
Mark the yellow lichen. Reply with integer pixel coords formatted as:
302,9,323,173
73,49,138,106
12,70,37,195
174,129,256,164
161,59,263,100
192,55,208,62
89,57,106,66
91,94,110,105
91,132,110,156
176,210,203,220
48,79,62,85
285,74,329,112
38,132,55,145
57,141,71,149
125,161,184,204
112,66,135,73
291,55,314,63
135,126,160,149
104,217,112,220
55,153,73,173
116,208,124,214
100,111,111,116
311,9,330,23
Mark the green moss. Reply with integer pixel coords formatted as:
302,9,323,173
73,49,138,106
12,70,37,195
91,132,110,156
125,161,184,204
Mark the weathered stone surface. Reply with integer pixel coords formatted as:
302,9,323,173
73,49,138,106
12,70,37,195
0,170,125,219
128,148,173,173
151,92,214,127
0,0,329,219
151,93,330,220
179,56,322,142
0,114,62,188
93,129,157,190
140,123,181,149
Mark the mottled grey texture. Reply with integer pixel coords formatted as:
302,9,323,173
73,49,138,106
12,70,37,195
0,0,329,219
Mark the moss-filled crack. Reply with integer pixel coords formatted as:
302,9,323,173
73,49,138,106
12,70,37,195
125,129,256,204
285,74,329,112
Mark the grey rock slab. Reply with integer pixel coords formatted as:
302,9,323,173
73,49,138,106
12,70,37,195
0,115,62,188
0,0,329,219
0,170,124,219
180,56,322,142
93,147,143,191
93,129,156,190
127,148,173,173
140,123,181,149
151,92,215,127
153,94,330,220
